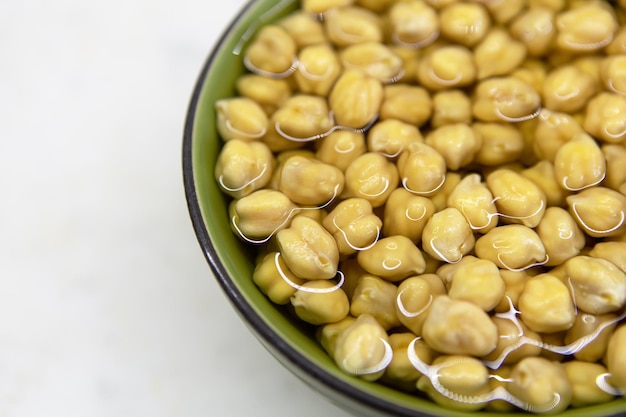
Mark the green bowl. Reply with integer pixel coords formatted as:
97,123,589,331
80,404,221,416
182,1,626,415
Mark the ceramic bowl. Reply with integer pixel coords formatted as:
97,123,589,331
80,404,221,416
182,1,626,416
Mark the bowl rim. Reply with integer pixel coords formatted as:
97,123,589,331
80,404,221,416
181,2,626,417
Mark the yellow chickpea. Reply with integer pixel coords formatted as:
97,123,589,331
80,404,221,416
536,207,586,267
421,207,475,264
235,74,292,115
542,64,597,113
564,312,618,362
472,123,525,167
583,92,626,144
383,187,436,243
244,25,297,77
322,197,382,256
589,241,626,274
271,94,334,142
278,155,344,206
230,189,297,241
253,251,305,305
343,152,399,207
472,76,541,123
567,186,626,238
554,132,607,193
215,97,269,141
425,123,481,171
532,108,584,163
605,324,626,395
397,141,447,196
555,3,618,52
278,10,327,47
430,89,472,128
315,130,367,172
357,235,426,282
439,2,491,47
510,8,557,57
340,42,405,83
395,274,446,336
603,144,626,195
446,173,498,234
215,139,275,199
388,0,440,48
295,43,343,97
563,361,616,407
524,160,571,208
474,28,527,80
416,45,477,91
475,225,547,272
325,6,383,47
518,273,576,334
380,84,433,127
367,119,423,157
329,69,384,129
350,274,401,330
447,258,505,312
480,0,526,24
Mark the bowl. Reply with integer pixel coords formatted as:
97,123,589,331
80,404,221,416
182,1,626,416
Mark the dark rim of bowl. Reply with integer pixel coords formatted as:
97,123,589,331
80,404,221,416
180,2,430,416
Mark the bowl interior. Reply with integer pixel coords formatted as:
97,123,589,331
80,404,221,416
184,1,626,416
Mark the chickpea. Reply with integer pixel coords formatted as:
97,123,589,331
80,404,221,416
215,139,274,199
276,216,340,280
480,0,526,24
536,207,586,267
333,313,391,381
439,2,491,47
278,10,327,47
397,141,447,196
487,168,546,228
483,317,543,368
338,257,368,300
422,295,498,357
278,155,344,206
522,161,569,208
302,0,353,14
422,207,475,264
291,280,350,325
507,357,573,414
387,46,421,84
555,3,618,52
383,187,436,243
355,0,395,13
325,6,383,48
395,274,446,336
329,68,384,129
244,25,297,77
340,42,404,83
235,74,291,115
230,189,297,241
428,171,463,211
322,197,382,256
560,255,626,315
417,355,491,411
315,130,367,172
510,8,557,57
494,269,532,313
350,274,401,330
511,59,548,94
605,26,626,55
431,89,472,128
215,97,269,141
589,241,626,273
380,84,432,126
567,186,626,238
564,312,618,362
383,333,435,389
603,144,626,195
474,28,527,80
271,94,334,142
583,92,626,144
447,173,498,234
448,258,505,312
475,225,547,272
317,316,357,358
435,255,480,290
518,273,576,334
605,324,626,395
542,65,597,113
527,0,565,12
357,235,426,282
388,0,440,48
252,252,306,305
425,123,481,171
601,55,626,96
472,76,541,123
367,119,423,157
485,366,515,412
563,361,615,407
416,45,477,91
472,123,525,167
343,152,399,207
532,109,584,163
295,43,342,97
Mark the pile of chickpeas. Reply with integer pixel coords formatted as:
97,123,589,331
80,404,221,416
213,0,626,413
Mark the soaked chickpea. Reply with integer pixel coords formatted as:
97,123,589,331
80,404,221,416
212,1,626,413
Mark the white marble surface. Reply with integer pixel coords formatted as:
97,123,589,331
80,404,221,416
0,1,352,416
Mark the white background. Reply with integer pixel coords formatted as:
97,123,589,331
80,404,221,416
0,1,352,416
